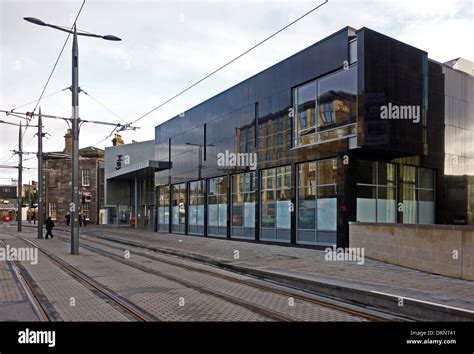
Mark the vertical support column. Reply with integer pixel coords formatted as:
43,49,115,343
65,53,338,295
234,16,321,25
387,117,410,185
37,110,44,238
134,175,138,229
17,122,23,232
71,25,80,255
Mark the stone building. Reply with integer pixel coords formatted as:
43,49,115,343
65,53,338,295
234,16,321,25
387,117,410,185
43,130,104,224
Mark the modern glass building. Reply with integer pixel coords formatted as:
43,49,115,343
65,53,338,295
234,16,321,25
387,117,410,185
112,26,474,248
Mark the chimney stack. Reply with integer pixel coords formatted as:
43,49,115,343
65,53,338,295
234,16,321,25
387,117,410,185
112,133,124,146
64,129,72,154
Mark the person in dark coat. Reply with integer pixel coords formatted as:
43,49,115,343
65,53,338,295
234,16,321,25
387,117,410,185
65,212,71,226
78,213,83,227
45,217,55,239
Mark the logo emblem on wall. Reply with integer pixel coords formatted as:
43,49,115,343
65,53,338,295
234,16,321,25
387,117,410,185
116,155,130,170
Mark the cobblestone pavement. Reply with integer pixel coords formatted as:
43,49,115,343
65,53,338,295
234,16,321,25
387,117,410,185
0,232,39,321
77,225,474,312
0,224,370,321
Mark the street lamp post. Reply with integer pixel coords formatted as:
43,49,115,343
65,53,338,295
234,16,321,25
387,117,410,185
24,17,121,254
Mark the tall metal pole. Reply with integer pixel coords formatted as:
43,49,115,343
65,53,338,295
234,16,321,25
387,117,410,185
17,122,23,232
134,176,138,229
71,25,80,254
37,108,44,239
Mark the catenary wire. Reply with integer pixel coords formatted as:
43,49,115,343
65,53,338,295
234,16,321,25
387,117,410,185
127,0,328,127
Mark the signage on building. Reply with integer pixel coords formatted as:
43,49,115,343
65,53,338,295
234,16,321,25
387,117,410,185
115,155,130,170
0,186,17,199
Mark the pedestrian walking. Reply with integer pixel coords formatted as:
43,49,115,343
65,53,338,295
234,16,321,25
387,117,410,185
78,213,83,227
32,211,36,225
45,217,55,239
65,212,71,226
82,214,86,227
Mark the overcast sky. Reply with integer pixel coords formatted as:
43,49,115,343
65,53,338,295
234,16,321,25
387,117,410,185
1,0,473,183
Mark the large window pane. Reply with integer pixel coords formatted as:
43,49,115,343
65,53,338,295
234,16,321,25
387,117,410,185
418,190,434,224
356,160,376,185
356,161,397,223
188,180,205,235
377,187,396,223
402,187,417,224
171,183,186,233
356,185,376,222
317,66,357,130
158,186,170,231
231,172,256,239
298,187,315,229
419,168,434,189
261,167,292,242
297,159,337,244
293,68,357,147
295,81,316,140
317,198,337,230
208,177,228,237
378,163,396,187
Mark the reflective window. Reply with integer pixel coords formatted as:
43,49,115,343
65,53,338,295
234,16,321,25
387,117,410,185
208,176,228,237
261,166,292,242
401,166,435,224
157,185,170,232
171,183,186,233
349,39,357,65
231,172,256,239
188,180,205,235
293,67,357,147
297,159,337,245
294,82,316,145
356,161,396,223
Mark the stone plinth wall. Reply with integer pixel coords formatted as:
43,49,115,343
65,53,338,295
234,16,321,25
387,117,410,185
349,223,474,280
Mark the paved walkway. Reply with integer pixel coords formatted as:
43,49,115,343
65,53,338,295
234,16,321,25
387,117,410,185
0,231,40,321
80,225,474,315
2,224,374,321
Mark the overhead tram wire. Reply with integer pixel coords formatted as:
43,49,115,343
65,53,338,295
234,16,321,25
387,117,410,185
126,0,328,128
81,89,128,124
9,88,69,113
20,0,86,141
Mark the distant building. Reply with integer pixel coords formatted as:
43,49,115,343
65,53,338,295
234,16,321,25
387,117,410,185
43,129,104,223
0,185,17,220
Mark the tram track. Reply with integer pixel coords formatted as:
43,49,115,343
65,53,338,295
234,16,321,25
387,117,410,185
13,235,158,322
0,239,52,321
56,231,389,322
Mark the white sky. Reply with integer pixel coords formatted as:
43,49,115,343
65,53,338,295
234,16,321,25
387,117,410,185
1,0,473,183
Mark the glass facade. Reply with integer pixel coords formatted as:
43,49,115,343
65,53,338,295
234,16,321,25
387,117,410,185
260,166,291,242
231,172,256,239
208,176,228,237
188,180,205,235
171,183,186,233
145,26,473,248
293,66,357,147
158,186,170,232
356,161,397,223
401,166,435,224
297,159,337,245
